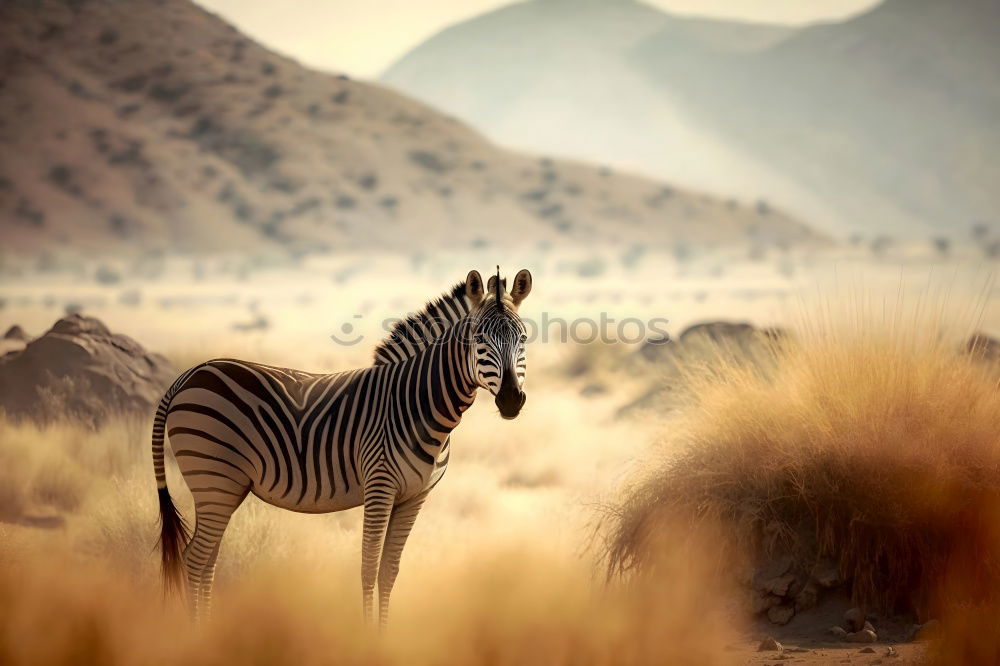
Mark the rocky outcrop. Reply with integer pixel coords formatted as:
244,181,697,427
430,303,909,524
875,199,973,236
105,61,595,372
967,332,1000,362
0,314,176,425
3,325,28,342
636,320,788,364
620,320,787,417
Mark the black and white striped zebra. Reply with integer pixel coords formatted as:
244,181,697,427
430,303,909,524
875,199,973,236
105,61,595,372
153,268,532,625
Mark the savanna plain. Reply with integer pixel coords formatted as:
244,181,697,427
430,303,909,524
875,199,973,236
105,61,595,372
2,247,1000,665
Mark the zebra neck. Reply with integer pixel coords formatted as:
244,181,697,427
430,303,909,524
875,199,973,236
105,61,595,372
447,317,479,407
411,317,479,423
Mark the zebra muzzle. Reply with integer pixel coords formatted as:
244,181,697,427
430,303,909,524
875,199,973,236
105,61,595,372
495,389,526,419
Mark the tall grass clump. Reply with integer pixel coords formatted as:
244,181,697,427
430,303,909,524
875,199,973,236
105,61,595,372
0,417,144,522
605,307,1000,620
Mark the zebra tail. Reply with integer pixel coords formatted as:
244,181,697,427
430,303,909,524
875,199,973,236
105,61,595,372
152,383,191,596
157,485,189,596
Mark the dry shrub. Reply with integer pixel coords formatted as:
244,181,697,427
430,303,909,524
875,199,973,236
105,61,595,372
0,418,142,521
604,316,1000,621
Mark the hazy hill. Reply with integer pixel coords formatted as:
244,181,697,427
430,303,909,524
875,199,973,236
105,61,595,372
384,0,1000,237
381,0,812,232
0,0,818,256
635,0,1000,237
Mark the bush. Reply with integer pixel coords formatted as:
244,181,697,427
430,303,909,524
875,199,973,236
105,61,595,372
604,320,1000,620
0,417,142,522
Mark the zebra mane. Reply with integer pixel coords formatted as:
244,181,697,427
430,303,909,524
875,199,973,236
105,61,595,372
372,282,473,366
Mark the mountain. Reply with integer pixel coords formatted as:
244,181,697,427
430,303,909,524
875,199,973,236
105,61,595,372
0,0,818,256
381,0,814,232
384,0,1000,237
634,0,1000,237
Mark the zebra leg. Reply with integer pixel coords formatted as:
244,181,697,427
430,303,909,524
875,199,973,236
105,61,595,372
361,481,396,625
183,489,248,622
377,490,429,628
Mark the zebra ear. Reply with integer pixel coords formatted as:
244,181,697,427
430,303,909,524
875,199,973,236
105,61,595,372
510,269,532,307
465,270,485,303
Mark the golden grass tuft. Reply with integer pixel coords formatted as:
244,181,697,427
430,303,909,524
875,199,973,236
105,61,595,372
0,417,143,522
604,313,1000,619
0,537,739,666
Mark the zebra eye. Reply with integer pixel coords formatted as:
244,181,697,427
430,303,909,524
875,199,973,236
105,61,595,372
519,334,528,343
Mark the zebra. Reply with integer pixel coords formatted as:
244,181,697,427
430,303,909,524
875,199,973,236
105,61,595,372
153,268,532,626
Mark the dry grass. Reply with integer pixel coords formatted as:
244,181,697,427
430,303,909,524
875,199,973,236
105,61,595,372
0,534,738,666
0,417,143,522
0,350,735,665
604,309,1000,625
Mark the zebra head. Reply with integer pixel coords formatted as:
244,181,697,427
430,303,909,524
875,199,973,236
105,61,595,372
464,268,532,419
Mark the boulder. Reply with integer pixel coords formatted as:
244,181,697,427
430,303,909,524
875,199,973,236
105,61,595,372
793,580,819,612
767,604,795,625
844,607,865,632
967,332,1000,362
635,320,788,364
3,325,28,341
757,636,783,652
0,314,176,426
912,619,942,641
751,592,782,614
679,321,757,345
761,572,797,597
846,629,877,643
811,559,841,588
829,626,848,639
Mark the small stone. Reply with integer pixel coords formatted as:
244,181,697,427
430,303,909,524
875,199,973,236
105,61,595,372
768,604,795,625
914,619,942,641
812,559,841,588
886,646,898,657
844,607,865,632
846,629,877,643
860,647,876,653
758,636,783,652
829,626,848,639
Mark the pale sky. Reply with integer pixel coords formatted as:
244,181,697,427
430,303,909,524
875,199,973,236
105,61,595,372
194,0,883,79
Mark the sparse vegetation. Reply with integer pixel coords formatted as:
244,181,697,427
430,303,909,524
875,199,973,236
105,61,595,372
408,149,447,173
94,264,122,285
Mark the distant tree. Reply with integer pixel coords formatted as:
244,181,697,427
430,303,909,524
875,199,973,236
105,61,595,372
870,236,892,257
620,243,645,270
95,264,121,285
672,242,691,263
